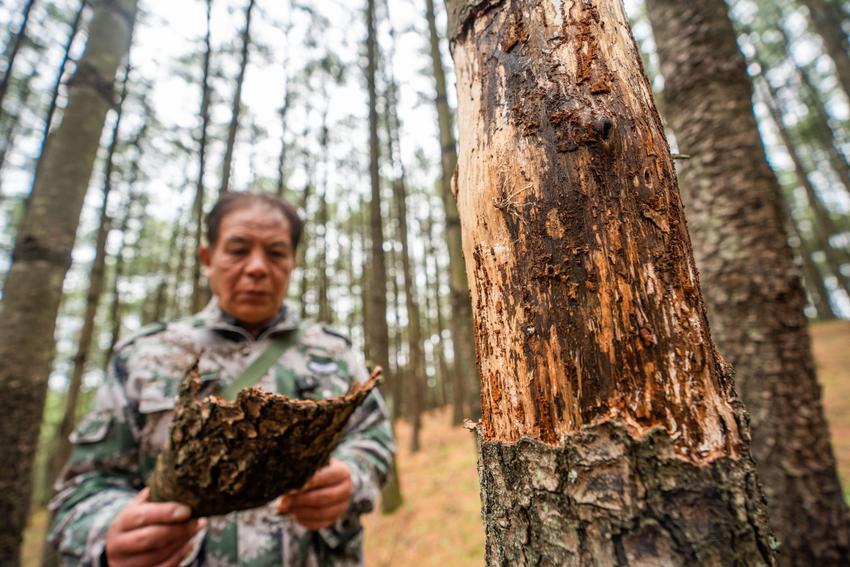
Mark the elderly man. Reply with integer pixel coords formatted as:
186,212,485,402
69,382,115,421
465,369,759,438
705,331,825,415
49,192,394,566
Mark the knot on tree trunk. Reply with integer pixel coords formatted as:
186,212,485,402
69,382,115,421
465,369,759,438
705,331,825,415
147,361,381,517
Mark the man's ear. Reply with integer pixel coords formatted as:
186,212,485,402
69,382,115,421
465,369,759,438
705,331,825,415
199,245,211,269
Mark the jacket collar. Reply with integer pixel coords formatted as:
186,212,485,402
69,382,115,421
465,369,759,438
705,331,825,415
195,298,301,341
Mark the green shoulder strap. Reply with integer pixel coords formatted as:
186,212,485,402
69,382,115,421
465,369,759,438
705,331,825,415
220,329,302,400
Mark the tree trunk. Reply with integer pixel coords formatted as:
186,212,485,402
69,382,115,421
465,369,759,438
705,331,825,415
364,0,391,399
383,57,426,453
424,0,478,424
446,0,775,563
316,108,331,323
30,0,86,195
755,73,850,296
646,1,850,564
798,0,850,101
276,84,291,197
47,62,130,490
788,214,839,320
425,209,451,408
0,0,37,119
218,0,256,197
191,0,213,314
0,0,137,563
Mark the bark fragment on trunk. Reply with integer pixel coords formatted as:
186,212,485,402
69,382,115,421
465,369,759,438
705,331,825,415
148,364,381,517
446,0,775,563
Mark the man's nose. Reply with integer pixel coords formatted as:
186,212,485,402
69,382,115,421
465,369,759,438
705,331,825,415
244,249,270,277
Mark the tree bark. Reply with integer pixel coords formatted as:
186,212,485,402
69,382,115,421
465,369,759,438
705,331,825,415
446,0,775,563
191,0,213,314
0,0,37,119
218,0,256,197
47,62,130,489
0,1,137,563
645,1,850,564
424,0,478,424
798,0,850,102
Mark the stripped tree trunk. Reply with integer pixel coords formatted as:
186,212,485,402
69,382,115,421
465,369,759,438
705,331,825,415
424,0,479,424
191,0,213,314
218,0,256,196
0,1,137,563
446,0,775,563
646,0,850,564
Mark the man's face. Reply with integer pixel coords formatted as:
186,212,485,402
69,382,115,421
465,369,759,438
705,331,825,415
200,205,295,331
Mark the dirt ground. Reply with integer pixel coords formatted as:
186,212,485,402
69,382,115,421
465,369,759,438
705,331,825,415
22,321,850,566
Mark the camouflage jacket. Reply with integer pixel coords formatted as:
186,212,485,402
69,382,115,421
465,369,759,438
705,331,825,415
49,300,394,567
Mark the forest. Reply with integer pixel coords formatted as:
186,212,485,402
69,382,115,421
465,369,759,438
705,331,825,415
0,0,848,565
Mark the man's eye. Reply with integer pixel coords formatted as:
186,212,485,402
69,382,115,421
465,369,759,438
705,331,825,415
227,248,248,256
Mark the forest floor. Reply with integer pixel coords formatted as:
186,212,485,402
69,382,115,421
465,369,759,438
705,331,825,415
22,321,850,566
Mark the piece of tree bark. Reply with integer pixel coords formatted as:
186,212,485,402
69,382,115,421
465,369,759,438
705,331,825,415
424,0,479,425
645,0,850,564
445,0,775,563
0,1,137,564
148,363,381,517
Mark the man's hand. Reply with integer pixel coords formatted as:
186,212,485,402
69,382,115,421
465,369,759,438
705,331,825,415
276,458,353,530
105,488,206,567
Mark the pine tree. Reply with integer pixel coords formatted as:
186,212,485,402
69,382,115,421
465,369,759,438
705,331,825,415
0,1,137,563
646,0,850,562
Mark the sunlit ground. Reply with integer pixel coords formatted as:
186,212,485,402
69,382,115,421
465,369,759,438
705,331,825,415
22,321,850,566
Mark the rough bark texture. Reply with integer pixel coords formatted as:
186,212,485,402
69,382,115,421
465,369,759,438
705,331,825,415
645,1,850,564
0,1,136,564
425,0,479,424
446,0,775,563
148,364,380,516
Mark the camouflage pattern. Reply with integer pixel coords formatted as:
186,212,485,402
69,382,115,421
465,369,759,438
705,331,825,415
49,300,395,566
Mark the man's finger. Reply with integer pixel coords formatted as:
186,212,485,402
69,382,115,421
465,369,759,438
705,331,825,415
109,519,201,558
114,537,187,567
301,460,349,491
286,481,351,510
115,501,193,532
290,501,349,525
155,536,200,567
